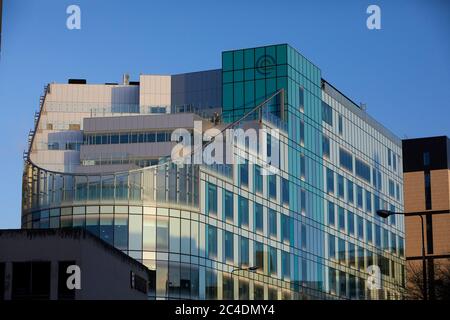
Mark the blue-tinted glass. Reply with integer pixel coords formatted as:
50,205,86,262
338,174,344,198
224,231,234,262
207,183,217,215
338,207,345,232
328,201,335,226
224,190,233,222
269,209,277,238
254,203,263,233
254,165,263,193
322,101,333,125
348,211,355,235
329,235,336,260
240,237,249,266
355,159,371,183
207,225,217,258
239,196,249,228
323,135,330,158
327,169,334,194
340,148,353,172
268,175,277,199
282,178,289,205
269,246,277,275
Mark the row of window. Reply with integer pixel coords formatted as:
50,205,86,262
83,130,176,145
326,168,400,217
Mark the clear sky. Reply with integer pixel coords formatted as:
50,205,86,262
0,0,449,228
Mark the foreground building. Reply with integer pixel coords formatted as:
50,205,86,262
22,44,405,299
0,228,151,300
403,136,450,299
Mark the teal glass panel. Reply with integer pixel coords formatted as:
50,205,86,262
234,70,244,82
223,71,233,84
276,45,287,64
233,50,244,70
223,83,233,109
255,79,265,105
233,82,244,109
244,81,255,108
222,51,233,71
244,49,254,68
244,69,254,81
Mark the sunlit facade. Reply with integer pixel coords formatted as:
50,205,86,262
22,44,405,300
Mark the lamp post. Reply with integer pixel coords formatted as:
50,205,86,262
376,209,427,300
231,266,259,274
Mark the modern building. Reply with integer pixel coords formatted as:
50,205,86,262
0,228,152,300
22,44,405,300
402,136,450,299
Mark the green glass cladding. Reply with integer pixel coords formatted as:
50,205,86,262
222,44,289,122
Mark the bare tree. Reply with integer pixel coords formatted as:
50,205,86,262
406,259,450,300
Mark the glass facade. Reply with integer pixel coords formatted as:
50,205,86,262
22,44,405,300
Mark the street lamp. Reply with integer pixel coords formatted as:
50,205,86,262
376,209,427,300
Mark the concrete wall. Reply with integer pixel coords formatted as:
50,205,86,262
0,229,150,300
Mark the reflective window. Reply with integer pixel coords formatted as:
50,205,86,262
347,180,354,204
327,169,334,194
207,226,217,259
254,203,263,233
322,135,330,158
254,165,263,194
348,211,355,236
207,183,217,216
328,201,335,226
338,206,345,232
355,159,371,183
322,101,333,126
328,234,336,260
224,190,234,222
269,209,277,238
337,174,344,199
238,196,249,228
224,231,234,262
269,246,277,276
239,237,249,267
282,178,289,205
268,175,277,200
339,148,353,172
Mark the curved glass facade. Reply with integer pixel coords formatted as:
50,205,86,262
22,44,405,300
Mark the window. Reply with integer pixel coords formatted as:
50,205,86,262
337,174,344,199
323,135,330,158
207,226,217,258
239,280,249,299
338,207,345,232
365,190,372,213
358,246,365,270
299,87,304,111
224,190,233,222
393,153,397,171
327,168,334,194
254,241,264,273
329,235,336,260
396,183,400,201
355,159,371,183
269,246,277,275
224,231,234,262
156,216,169,251
254,165,263,194
347,180,354,204
338,239,346,264
339,148,353,172
268,175,277,200
281,214,290,243
322,101,333,126
348,211,355,236
240,237,249,266
254,203,263,233
329,268,337,294
238,196,249,228
12,262,51,300
282,178,289,205
399,237,405,257
357,216,364,240
222,275,234,300
300,121,305,145
425,172,432,210
269,209,277,238
388,148,392,166
239,161,249,188
300,154,306,179
391,232,397,254
301,224,307,250
389,180,395,198
300,189,306,215
207,183,217,216
205,269,217,300
383,228,389,250
282,251,290,280
328,201,335,226
338,115,343,135
357,186,363,208
366,221,373,243
375,225,381,248
348,243,356,268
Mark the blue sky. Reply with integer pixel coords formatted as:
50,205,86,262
0,0,449,228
